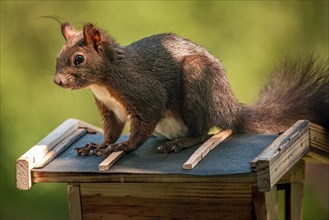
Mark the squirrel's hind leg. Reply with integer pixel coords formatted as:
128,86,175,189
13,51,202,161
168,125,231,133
157,136,208,155
157,55,216,155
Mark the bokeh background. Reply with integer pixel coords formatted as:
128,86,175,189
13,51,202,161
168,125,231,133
1,1,328,219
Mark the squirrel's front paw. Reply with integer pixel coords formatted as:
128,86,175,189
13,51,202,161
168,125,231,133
75,143,98,156
75,142,107,156
95,141,130,157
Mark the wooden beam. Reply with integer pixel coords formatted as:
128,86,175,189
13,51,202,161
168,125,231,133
32,171,257,184
16,119,80,190
251,120,309,192
309,122,329,163
277,160,305,185
183,129,232,169
78,119,103,134
34,128,87,168
99,151,125,171
250,120,308,168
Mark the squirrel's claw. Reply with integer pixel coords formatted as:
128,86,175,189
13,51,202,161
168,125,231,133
158,136,206,156
75,142,108,156
157,143,183,156
75,143,98,156
95,142,129,157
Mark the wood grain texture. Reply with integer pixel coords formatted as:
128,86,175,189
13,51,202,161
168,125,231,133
250,120,308,168
68,184,82,220
183,129,232,169
99,151,125,171
309,122,329,163
277,160,305,185
252,120,309,192
16,118,80,190
252,186,278,220
264,186,278,220
32,172,257,184
80,182,252,220
78,119,103,134
35,129,87,168
289,182,304,220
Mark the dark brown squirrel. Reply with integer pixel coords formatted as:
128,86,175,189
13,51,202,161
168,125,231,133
54,22,329,156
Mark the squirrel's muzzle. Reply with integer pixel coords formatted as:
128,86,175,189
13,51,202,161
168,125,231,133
54,75,63,86
53,73,85,90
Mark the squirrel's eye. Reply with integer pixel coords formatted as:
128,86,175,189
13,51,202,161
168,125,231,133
74,55,85,66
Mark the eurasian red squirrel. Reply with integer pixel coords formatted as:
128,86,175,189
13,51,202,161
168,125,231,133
54,22,329,156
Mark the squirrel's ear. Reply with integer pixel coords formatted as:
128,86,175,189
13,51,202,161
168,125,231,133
61,22,78,41
83,23,102,50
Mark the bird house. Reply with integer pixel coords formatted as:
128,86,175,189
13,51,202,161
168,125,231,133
16,119,328,219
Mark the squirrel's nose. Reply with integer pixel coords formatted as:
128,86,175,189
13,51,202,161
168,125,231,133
54,75,63,86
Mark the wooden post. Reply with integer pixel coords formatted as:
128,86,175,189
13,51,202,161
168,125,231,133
285,161,305,220
265,186,278,220
68,183,82,220
252,186,278,220
289,182,304,220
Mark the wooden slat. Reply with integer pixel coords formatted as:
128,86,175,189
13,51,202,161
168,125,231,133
32,172,257,184
277,160,305,185
78,120,103,134
256,135,308,192
250,120,308,168
183,129,232,169
16,118,80,190
306,151,329,163
252,120,310,192
35,128,87,168
99,151,125,171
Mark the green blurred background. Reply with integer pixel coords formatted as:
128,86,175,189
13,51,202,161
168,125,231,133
1,1,328,219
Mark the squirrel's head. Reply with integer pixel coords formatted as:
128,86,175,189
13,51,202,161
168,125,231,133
54,22,113,89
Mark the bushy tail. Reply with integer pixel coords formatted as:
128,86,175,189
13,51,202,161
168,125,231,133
238,56,329,133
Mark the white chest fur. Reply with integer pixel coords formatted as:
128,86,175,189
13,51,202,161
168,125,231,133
154,111,188,140
89,84,128,122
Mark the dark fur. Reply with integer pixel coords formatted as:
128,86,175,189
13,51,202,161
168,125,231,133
237,57,329,133
55,23,329,155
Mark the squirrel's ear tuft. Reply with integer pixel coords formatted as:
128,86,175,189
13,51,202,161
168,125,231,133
61,22,78,41
83,23,102,50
